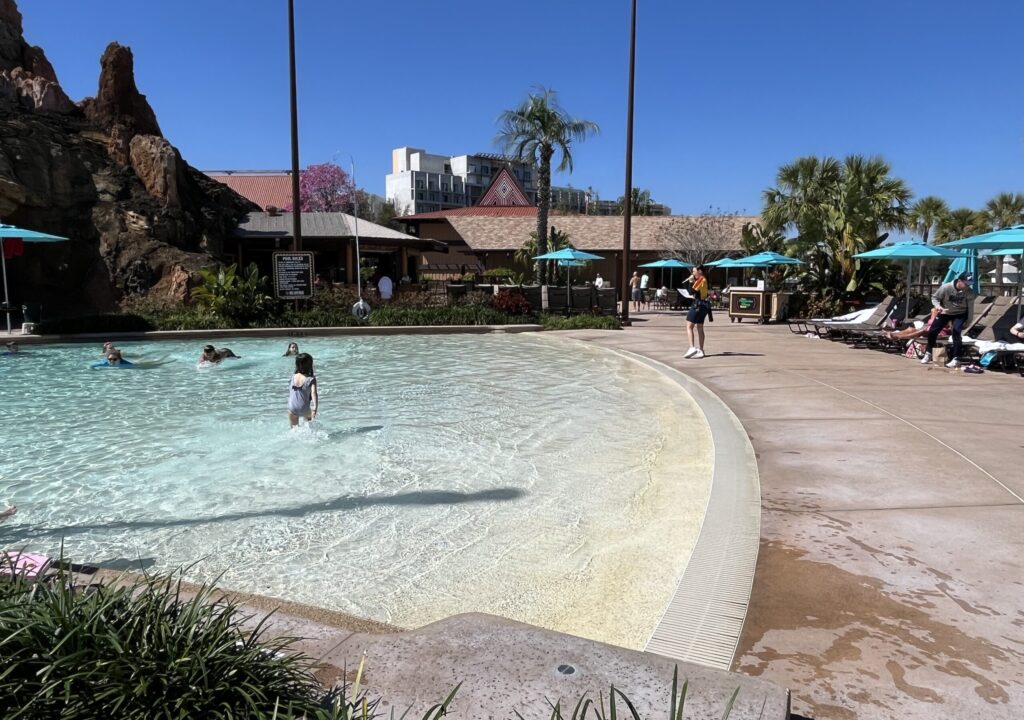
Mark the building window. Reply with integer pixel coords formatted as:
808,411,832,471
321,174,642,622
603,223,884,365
416,180,423,189
443,163,452,174
417,192,423,200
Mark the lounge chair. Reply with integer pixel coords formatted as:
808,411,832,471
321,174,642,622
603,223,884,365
811,297,899,340
958,298,1022,363
902,296,1002,360
1,550,54,582
788,297,893,335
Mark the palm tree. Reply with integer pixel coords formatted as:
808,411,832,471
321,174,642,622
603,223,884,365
617,187,654,216
763,155,911,296
908,196,949,283
497,87,599,284
983,192,1024,230
936,208,988,243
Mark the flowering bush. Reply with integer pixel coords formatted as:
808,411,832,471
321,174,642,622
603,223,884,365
492,290,532,316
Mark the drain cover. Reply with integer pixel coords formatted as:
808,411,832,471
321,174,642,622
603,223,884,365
557,664,576,675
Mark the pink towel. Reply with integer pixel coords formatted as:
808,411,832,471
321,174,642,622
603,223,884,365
2,551,52,578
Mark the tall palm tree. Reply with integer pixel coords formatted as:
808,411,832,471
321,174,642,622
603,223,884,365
908,196,949,283
983,192,1024,230
497,88,598,284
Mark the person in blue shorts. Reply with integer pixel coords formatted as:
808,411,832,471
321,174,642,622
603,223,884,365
684,265,711,359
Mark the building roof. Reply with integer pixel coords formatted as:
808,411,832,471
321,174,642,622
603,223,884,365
234,212,446,251
401,206,539,220
444,215,756,253
206,172,293,211
477,167,533,207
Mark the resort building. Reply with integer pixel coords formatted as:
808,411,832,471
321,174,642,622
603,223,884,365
399,167,750,284
205,170,294,211
386,147,539,215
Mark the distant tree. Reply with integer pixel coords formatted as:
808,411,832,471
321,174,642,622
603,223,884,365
497,87,599,284
661,209,745,267
515,227,572,282
289,163,354,212
585,186,600,215
617,187,654,216
908,196,949,283
936,207,988,243
983,192,1024,230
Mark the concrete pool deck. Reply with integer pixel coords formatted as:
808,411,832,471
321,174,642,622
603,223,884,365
559,314,1024,720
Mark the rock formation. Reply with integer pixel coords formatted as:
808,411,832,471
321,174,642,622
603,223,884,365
0,0,255,315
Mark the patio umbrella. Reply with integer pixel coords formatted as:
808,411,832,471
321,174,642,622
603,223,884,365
534,248,605,312
854,242,964,321
940,226,1024,321
737,250,805,265
942,253,980,292
1,223,69,334
638,257,693,287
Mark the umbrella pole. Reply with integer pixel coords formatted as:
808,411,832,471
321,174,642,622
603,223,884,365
906,259,912,322
567,264,571,315
1017,252,1023,323
1,238,10,334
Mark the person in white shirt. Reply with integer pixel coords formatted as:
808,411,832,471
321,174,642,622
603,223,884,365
640,273,649,290
377,275,394,302
595,273,605,289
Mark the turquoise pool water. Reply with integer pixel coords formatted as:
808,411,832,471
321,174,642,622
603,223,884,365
0,334,712,647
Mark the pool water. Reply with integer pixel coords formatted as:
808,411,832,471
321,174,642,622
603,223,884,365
0,334,713,648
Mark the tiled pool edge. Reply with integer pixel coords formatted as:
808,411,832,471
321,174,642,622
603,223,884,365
603,349,761,670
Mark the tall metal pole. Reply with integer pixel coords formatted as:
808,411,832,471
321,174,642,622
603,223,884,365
350,159,363,300
287,0,302,251
1,238,10,334
619,0,637,324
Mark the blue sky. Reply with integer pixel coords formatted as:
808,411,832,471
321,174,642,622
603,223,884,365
23,0,1024,216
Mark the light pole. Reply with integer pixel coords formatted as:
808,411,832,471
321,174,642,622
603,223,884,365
287,0,302,251
620,0,637,324
336,152,371,321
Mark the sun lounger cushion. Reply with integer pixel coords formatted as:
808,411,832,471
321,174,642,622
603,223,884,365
1,551,53,579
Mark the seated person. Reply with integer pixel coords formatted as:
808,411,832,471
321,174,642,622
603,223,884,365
377,274,393,302
1010,320,1024,341
883,308,942,341
283,342,300,357
199,345,240,364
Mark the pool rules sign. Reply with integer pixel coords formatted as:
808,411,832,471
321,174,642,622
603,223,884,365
273,252,315,299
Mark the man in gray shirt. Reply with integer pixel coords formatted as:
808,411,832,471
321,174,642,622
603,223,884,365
922,272,976,367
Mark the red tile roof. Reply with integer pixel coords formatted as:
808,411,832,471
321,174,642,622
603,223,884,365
400,206,538,220
206,172,294,211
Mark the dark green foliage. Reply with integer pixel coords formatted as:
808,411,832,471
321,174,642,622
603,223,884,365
191,262,273,326
35,313,155,335
0,565,336,719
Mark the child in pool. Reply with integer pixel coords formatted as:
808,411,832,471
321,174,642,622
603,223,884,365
287,352,319,427
283,342,300,356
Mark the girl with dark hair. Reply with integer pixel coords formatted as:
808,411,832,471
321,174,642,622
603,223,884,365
684,265,711,359
287,352,319,427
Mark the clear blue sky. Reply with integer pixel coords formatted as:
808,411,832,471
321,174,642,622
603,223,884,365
23,0,1024,215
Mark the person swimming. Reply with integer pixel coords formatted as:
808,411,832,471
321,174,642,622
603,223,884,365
102,350,132,367
2,341,20,356
283,342,300,357
199,345,241,364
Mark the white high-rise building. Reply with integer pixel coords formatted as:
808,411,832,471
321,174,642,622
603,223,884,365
386,147,536,215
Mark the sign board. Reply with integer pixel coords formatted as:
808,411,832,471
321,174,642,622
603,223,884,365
273,252,315,299
729,290,764,318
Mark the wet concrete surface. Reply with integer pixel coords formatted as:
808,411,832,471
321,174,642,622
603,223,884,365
561,314,1024,720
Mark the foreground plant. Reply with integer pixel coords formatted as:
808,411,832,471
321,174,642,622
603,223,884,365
0,562,366,719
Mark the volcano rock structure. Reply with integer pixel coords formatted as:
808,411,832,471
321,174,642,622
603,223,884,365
0,0,255,315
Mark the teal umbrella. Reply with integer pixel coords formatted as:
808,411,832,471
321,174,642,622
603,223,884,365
939,225,1024,250
534,248,604,312
737,250,804,266
638,258,693,287
854,242,965,321
942,254,979,292
1,223,69,334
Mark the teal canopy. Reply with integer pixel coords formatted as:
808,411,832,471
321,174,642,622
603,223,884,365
533,248,604,261
1,223,70,335
939,225,1024,250
638,258,693,268
855,242,966,321
737,250,804,266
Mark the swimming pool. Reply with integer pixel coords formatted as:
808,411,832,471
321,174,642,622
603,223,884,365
0,334,713,648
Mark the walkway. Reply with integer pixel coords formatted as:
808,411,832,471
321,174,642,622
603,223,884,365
560,314,1024,720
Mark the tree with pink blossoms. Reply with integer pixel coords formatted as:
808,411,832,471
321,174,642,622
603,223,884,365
287,163,354,212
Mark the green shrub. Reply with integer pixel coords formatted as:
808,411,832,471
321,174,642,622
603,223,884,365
0,564,340,718
190,262,273,326
35,313,155,335
541,314,621,331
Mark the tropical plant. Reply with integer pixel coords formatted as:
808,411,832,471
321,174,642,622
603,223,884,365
739,222,787,256
907,196,949,282
762,155,911,297
190,262,272,324
936,207,988,243
983,191,1024,230
515,227,573,283
616,187,655,216
497,87,599,284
